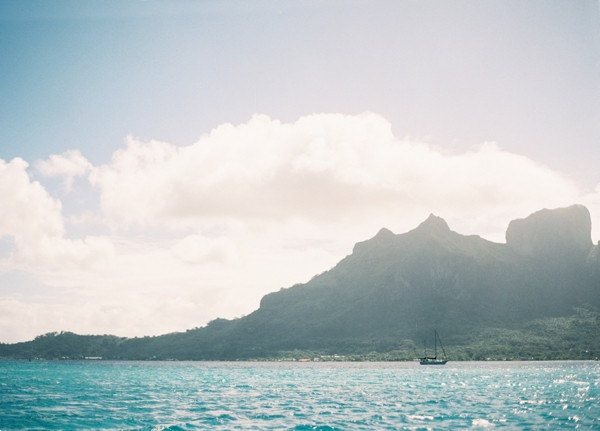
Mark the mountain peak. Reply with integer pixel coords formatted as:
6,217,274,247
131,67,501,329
352,227,396,254
416,213,450,233
374,227,395,238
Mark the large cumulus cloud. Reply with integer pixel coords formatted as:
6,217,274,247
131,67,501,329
0,112,598,342
89,113,582,239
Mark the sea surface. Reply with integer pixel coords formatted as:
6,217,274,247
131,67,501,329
1,360,599,430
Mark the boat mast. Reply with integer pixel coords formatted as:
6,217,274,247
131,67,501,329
435,330,447,360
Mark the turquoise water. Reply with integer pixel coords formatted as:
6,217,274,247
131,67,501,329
1,360,599,429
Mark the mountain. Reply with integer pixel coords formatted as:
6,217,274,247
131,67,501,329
506,205,594,258
2,205,599,361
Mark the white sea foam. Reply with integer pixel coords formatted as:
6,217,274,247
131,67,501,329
472,418,494,427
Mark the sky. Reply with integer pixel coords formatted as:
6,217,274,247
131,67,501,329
1,1,599,343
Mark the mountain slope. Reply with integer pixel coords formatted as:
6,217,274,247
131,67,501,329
2,204,599,360
234,205,599,355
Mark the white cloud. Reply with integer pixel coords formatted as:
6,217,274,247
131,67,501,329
0,157,64,239
1,112,599,342
171,234,234,265
0,157,114,272
36,149,92,191
89,113,583,241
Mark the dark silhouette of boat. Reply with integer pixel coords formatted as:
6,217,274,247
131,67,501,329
419,330,448,365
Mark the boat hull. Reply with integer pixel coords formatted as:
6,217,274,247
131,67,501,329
419,360,448,365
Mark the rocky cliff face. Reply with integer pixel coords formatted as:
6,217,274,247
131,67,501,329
505,204,593,258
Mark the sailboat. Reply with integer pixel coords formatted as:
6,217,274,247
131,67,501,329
419,330,448,365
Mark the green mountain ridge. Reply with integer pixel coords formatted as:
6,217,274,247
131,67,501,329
2,204,600,361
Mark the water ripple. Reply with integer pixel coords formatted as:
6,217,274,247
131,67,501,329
1,361,599,429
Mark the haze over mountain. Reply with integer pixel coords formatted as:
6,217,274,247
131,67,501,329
2,205,599,360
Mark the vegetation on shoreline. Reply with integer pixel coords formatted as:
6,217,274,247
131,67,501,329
2,307,598,361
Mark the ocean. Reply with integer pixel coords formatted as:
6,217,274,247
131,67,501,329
1,360,598,429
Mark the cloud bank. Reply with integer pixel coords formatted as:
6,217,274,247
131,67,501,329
0,113,598,342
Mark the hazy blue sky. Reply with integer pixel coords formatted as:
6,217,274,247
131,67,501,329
1,1,599,342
